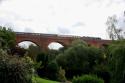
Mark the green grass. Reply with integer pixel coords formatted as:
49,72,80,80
32,76,59,83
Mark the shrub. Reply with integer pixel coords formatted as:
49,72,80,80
46,60,59,80
36,52,48,66
93,64,110,83
72,75,104,83
0,49,33,83
57,67,67,82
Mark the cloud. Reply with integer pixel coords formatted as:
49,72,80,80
0,10,33,32
84,0,125,7
57,27,70,34
72,22,85,27
0,0,5,3
0,0,125,39
0,0,11,5
24,27,34,33
0,10,32,22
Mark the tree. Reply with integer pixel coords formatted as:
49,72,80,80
106,15,123,40
107,40,125,83
47,49,61,62
56,40,103,78
27,44,42,61
0,26,16,49
106,11,125,40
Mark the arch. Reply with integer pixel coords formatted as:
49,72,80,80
48,42,64,50
17,40,39,49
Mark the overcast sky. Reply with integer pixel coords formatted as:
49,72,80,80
0,0,125,39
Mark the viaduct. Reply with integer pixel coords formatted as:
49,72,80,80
16,32,111,51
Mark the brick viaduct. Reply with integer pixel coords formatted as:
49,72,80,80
16,32,111,51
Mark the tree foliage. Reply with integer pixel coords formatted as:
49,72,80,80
27,44,42,61
72,75,104,83
56,40,104,78
0,49,33,83
107,40,125,83
0,26,16,49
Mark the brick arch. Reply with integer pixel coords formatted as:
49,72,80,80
16,40,40,47
47,41,66,50
47,40,68,47
16,33,42,49
40,38,72,51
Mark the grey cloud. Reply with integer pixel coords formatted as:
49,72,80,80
0,0,5,3
24,27,34,33
57,27,70,34
84,0,125,7
0,0,11,5
0,17,19,31
72,22,85,27
116,12,125,28
2,11,32,21
0,10,33,32
0,17,14,28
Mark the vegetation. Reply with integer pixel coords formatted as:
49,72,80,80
32,76,58,83
56,40,104,78
72,75,104,83
107,40,125,83
0,49,33,83
0,26,16,50
27,44,42,61
1,26,125,83
106,14,125,40
57,67,67,82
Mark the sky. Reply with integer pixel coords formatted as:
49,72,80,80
0,0,125,40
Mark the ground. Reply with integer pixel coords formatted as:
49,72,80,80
32,76,59,83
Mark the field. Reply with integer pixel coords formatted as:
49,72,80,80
32,77,59,83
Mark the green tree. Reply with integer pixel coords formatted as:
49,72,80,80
107,40,125,83
47,49,60,62
0,26,16,49
56,40,103,78
46,60,59,80
27,44,42,61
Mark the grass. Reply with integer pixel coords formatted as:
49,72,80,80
32,76,59,83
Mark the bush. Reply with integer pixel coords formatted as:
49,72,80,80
57,67,67,82
46,60,59,80
0,49,33,83
36,52,48,78
36,52,48,66
93,64,110,83
72,75,104,83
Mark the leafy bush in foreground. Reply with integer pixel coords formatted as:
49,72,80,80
72,75,104,83
0,49,33,83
